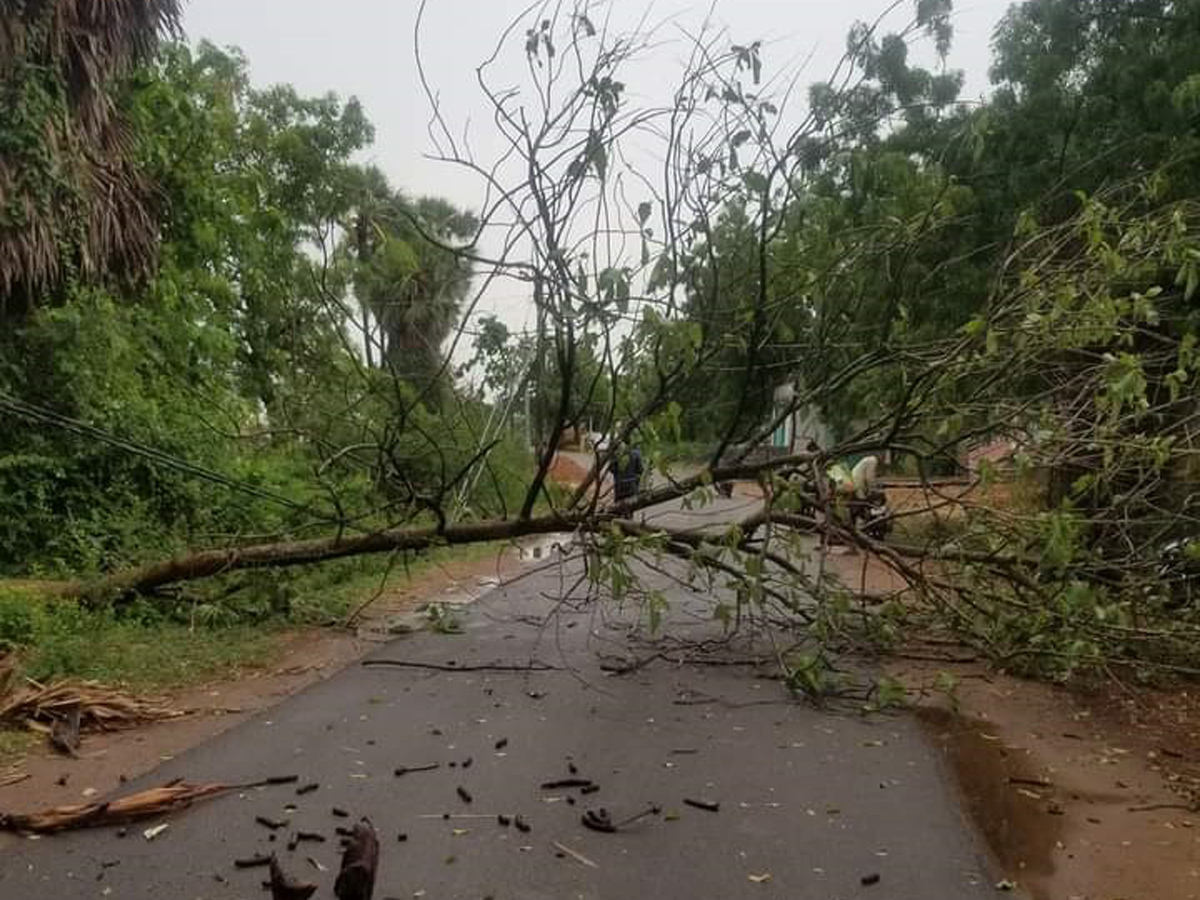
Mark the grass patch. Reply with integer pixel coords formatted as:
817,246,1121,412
0,728,38,760
0,591,285,691
0,541,506,696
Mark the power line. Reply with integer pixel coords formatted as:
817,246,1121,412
0,394,319,516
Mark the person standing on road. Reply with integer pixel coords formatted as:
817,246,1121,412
610,444,644,502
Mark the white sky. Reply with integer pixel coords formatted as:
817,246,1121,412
181,0,1016,341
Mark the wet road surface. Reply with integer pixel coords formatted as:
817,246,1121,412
0,503,1009,899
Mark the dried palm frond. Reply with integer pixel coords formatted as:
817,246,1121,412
0,775,296,834
1,780,231,833
0,676,183,733
0,0,181,312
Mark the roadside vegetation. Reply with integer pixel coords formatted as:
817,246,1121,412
2,0,1200,724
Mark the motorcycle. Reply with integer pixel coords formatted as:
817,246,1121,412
849,489,893,541
1156,536,1200,608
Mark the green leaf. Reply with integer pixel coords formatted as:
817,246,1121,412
742,171,768,194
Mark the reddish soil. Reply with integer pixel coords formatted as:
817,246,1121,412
789,495,1200,900
547,451,594,487
900,660,1200,900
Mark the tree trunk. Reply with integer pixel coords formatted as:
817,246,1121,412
49,451,815,603
66,515,575,602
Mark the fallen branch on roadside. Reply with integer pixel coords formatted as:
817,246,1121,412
0,775,297,834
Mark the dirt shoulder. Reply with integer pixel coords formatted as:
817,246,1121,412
899,659,1200,900
708,480,1200,899
0,546,520,813
818,542,1200,900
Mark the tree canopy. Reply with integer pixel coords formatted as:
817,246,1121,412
3,0,1200,683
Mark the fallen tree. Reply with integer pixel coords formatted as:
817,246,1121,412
61,452,819,600
10,1,1200,686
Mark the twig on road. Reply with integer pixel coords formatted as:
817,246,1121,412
1128,802,1194,813
552,840,598,868
363,659,560,673
395,763,440,776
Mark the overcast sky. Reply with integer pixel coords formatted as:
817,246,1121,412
183,0,1015,207
180,0,1017,340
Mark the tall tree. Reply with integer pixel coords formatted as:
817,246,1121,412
350,177,478,392
0,0,181,315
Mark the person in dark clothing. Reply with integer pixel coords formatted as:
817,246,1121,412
609,445,644,502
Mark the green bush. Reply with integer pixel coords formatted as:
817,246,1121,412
0,587,281,688
0,593,35,651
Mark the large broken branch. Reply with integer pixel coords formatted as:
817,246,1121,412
65,515,577,601
54,453,817,602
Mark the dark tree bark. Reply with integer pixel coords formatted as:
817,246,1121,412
268,855,317,900
334,821,380,900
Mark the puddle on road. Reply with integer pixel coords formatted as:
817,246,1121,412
917,707,1061,897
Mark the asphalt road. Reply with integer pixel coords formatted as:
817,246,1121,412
0,501,1009,900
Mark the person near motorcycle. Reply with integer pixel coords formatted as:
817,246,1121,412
827,455,890,541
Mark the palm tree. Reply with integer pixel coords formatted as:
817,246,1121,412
0,0,181,317
349,172,478,395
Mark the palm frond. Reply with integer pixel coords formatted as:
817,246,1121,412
0,0,181,314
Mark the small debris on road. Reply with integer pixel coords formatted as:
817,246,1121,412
234,854,273,869
514,815,531,833
456,786,473,803
394,763,440,777
268,854,317,900
142,823,169,841
332,807,350,818
256,815,289,831
683,798,720,813
861,873,881,886
582,808,615,833
334,821,379,900
582,805,661,833
747,873,772,883
540,778,593,789
552,840,598,869
495,738,508,750
296,783,319,796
